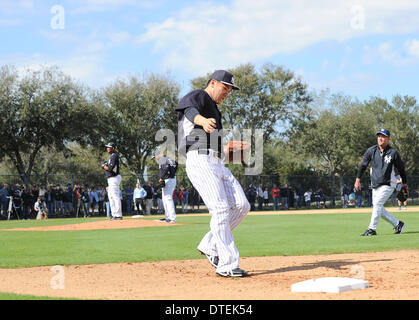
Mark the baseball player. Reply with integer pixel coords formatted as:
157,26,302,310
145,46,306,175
355,129,407,236
101,142,123,220
176,70,250,277
153,150,178,223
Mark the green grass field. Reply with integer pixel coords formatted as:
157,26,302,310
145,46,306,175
0,207,418,269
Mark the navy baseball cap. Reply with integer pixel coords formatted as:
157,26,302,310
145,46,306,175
209,70,240,90
105,142,116,148
376,129,390,137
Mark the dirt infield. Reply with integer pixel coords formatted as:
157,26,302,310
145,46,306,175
0,208,418,300
5,218,179,231
0,250,417,300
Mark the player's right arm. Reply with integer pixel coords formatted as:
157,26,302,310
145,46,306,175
193,114,217,133
355,147,373,191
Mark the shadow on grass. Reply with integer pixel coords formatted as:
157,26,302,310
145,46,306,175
249,258,392,277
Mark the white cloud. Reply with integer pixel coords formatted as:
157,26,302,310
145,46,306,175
405,39,419,58
69,0,162,14
363,39,419,67
137,0,419,75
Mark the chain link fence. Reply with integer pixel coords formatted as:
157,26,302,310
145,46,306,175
0,174,418,219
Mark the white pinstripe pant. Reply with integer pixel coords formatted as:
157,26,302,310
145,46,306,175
186,150,250,272
368,185,399,230
163,177,177,222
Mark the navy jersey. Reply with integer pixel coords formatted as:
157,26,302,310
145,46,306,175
158,155,178,179
176,89,224,155
105,152,120,178
356,145,406,189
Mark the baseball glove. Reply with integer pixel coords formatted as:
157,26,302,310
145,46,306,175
397,188,408,203
156,179,166,189
225,141,250,164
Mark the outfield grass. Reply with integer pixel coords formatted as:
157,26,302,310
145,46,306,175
0,209,418,269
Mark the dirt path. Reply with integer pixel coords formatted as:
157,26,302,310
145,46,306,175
1,207,417,300
0,250,417,300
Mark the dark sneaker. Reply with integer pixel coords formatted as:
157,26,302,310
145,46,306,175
199,250,219,268
110,216,123,221
394,221,405,234
361,229,377,236
216,268,249,278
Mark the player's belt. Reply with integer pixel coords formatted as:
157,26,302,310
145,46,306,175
196,149,223,160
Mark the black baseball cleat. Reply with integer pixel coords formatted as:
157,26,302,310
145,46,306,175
216,268,249,278
361,229,377,236
394,221,405,234
110,216,123,221
199,250,219,268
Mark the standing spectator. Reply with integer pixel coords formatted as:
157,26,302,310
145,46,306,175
296,185,304,208
97,185,105,216
304,189,312,208
190,187,201,213
143,182,153,215
124,185,134,215
90,186,99,216
314,188,323,208
280,184,289,209
271,184,280,211
22,188,33,220
172,187,179,212
73,184,83,218
55,185,64,216
12,190,23,219
46,186,55,216
104,186,111,218
341,184,350,208
246,184,257,211
0,184,10,217
81,186,90,218
133,183,147,215
63,185,73,216
257,184,264,211
182,188,189,213
263,187,269,209
288,186,295,209
38,185,47,201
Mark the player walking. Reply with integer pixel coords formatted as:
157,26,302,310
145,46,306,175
355,129,407,236
102,142,123,220
153,150,178,223
176,70,250,277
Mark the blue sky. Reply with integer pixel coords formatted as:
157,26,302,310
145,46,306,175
1,0,419,101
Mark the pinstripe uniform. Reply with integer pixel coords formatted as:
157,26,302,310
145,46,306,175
176,84,250,274
158,155,178,223
103,143,122,219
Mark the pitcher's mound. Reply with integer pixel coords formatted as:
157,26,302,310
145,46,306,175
5,218,178,231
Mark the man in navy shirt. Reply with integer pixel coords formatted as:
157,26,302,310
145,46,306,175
355,129,407,236
176,70,250,277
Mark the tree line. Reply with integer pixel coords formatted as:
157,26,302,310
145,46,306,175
0,63,418,186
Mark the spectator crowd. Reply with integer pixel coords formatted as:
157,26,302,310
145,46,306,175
2,178,406,220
